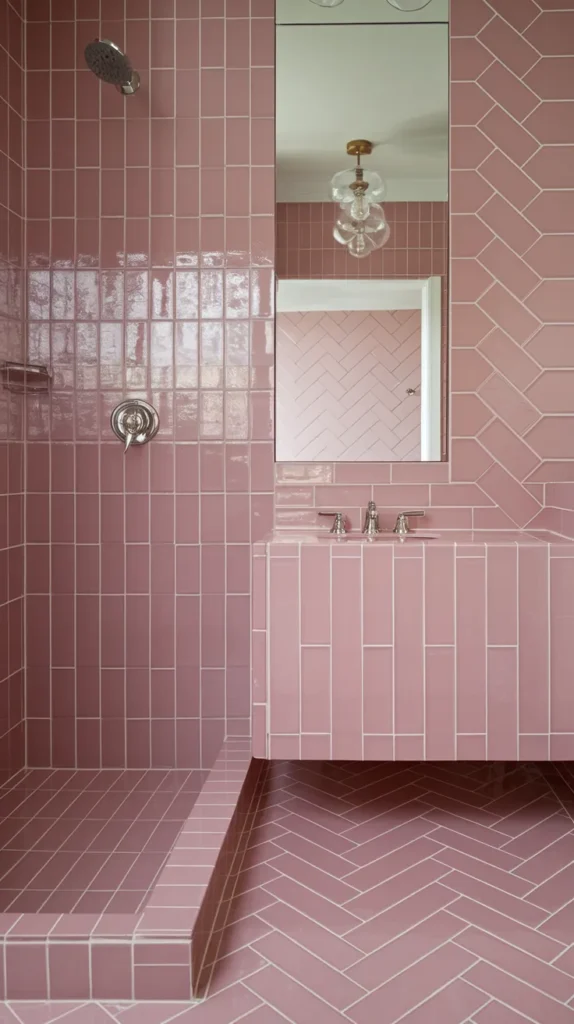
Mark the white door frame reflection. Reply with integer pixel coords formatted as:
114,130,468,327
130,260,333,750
276,277,442,462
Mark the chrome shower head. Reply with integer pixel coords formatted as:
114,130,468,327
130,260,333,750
84,39,140,95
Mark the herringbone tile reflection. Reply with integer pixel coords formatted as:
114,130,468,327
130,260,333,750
276,311,422,462
5,761,574,1022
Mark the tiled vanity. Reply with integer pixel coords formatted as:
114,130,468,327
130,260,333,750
252,532,574,762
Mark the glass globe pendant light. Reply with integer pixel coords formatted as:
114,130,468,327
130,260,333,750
334,203,391,260
308,0,345,6
330,140,385,208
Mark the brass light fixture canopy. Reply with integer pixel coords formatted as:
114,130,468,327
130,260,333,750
346,140,373,158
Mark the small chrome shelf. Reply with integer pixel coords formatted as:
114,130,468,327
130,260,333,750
0,362,52,394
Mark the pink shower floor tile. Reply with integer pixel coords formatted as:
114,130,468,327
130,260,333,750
0,769,204,914
3,760,574,1021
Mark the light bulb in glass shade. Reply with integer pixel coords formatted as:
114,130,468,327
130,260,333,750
349,193,370,221
335,203,391,257
348,234,377,259
309,0,345,6
330,167,385,205
386,0,432,9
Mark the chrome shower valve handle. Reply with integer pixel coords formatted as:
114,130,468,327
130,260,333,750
111,400,160,454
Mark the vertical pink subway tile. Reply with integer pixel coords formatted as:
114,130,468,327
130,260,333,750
425,546,455,645
252,629,267,704
487,546,517,645
363,647,393,738
269,557,300,736
519,547,549,736
394,555,424,735
252,703,267,758
426,647,456,760
487,647,518,760
301,647,330,735
550,557,574,734
301,546,330,645
332,556,362,759
363,546,392,646
456,556,487,735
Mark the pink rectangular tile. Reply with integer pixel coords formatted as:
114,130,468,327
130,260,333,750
363,546,392,646
519,546,549,735
425,545,455,645
301,546,330,645
269,557,299,736
301,647,330,735
363,647,393,738
487,546,518,645
394,555,424,735
426,646,456,759
456,555,487,734
550,557,574,733
331,555,362,759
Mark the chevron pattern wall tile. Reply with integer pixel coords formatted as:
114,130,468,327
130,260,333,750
275,1,574,536
276,311,422,462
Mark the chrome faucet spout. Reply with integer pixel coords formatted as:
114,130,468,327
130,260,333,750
363,500,380,535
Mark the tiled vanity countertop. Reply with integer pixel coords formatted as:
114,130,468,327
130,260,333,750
252,531,574,761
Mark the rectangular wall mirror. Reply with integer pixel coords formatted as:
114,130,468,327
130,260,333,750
275,0,449,463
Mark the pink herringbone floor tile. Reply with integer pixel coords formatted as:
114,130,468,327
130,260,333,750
4,761,574,1024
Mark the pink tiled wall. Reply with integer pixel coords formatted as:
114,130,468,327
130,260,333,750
275,3,574,536
0,0,25,777
23,0,275,770
276,202,448,280
14,0,574,771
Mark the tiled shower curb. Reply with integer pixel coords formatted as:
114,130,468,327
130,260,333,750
0,738,260,1001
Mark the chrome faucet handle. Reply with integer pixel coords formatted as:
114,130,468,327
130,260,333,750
318,512,348,535
363,500,380,536
393,510,425,536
